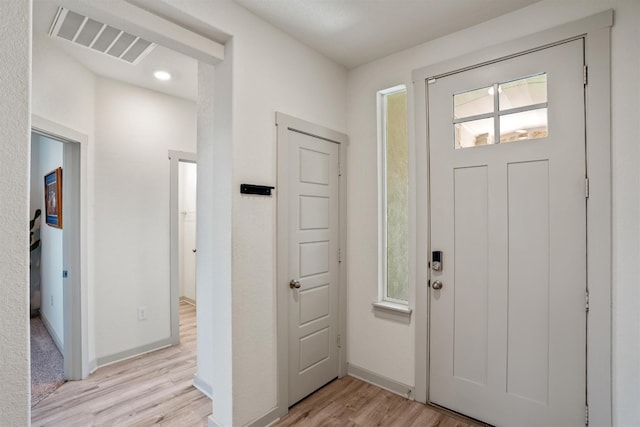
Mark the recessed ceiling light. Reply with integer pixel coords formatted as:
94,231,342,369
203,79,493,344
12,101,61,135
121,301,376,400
154,70,171,81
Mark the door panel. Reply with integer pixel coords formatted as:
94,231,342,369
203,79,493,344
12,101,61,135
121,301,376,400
507,160,549,404
428,39,586,426
288,130,340,406
453,166,489,386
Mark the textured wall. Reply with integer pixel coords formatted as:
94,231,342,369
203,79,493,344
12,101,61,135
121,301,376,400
0,1,31,423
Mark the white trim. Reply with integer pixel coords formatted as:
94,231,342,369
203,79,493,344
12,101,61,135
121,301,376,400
96,339,172,367
377,85,410,308
348,363,415,400
412,10,613,425
245,407,280,427
193,374,212,399
275,112,348,419
57,0,224,65
372,301,412,315
39,310,63,354
208,416,223,427
31,115,90,381
168,150,197,346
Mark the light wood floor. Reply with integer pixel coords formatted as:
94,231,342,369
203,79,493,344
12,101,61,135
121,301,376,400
277,376,485,427
31,301,211,427
33,302,481,426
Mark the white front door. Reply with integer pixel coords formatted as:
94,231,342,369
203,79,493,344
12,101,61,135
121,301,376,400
287,129,340,406
428,39,587,426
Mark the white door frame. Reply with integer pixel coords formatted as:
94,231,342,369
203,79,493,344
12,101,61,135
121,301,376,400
412,10,613,426
31,114,91,380
169,150,197,345
274,112,348,420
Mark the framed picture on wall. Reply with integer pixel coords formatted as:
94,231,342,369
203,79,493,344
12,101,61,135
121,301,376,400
44,167,63,228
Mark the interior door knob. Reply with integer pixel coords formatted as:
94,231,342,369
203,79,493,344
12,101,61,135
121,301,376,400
289,279,301,289
432,280,443,290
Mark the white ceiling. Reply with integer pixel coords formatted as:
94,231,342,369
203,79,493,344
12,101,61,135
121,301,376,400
233,0,541,69
33,1,198,101
32,0,541,101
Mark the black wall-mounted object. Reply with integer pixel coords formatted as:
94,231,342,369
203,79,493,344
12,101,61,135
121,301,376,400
240,184,275,196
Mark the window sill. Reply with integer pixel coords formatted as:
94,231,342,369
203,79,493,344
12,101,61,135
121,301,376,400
372,301,412,322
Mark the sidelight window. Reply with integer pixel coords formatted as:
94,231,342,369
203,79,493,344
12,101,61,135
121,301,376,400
377,85,409,304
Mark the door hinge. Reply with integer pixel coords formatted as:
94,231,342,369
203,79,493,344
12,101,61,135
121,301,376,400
338,249,342,263
583,65,588,85
585,177,590,199
337,334,342,348
585,403,589,425
427,77,437,85
338,162,342,176
586,290,590,313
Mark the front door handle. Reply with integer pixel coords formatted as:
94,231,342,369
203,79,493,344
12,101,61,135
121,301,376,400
289,279,301,289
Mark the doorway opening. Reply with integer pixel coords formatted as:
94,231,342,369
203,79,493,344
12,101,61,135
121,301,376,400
179,161,197,307
29,126,83,406
29,1,229,422
170,151,198,347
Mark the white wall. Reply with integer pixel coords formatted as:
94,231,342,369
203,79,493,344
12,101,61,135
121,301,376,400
179,161,197,301
31,32,97,365
166,1,349,424
35,134,65,349
93,77,197,360
0,1,31,422
346,1,640,425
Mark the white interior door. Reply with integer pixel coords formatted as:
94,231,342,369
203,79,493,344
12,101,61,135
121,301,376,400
287,129,340,406
428,39,587,426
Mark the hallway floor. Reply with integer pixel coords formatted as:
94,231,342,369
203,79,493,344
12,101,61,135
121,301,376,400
31,302,209,426
32,302,481,426
277,376,484,427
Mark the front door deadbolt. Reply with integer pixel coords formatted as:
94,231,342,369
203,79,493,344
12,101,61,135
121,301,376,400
432,251,442,271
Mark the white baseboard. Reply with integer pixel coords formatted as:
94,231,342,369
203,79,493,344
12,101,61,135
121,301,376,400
347,363,415,400
180,296,196,306
208,415,223,427
96,339,172,367
193,374,212,399
39,311,63,354
246,407,279,427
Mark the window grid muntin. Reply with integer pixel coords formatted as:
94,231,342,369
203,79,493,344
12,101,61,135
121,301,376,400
453,73,548,149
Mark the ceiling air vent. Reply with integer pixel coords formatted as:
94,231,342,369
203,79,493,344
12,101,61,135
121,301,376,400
48,7,156,65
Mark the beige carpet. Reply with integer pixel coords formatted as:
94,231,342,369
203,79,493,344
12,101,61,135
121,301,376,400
30,316,65,407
